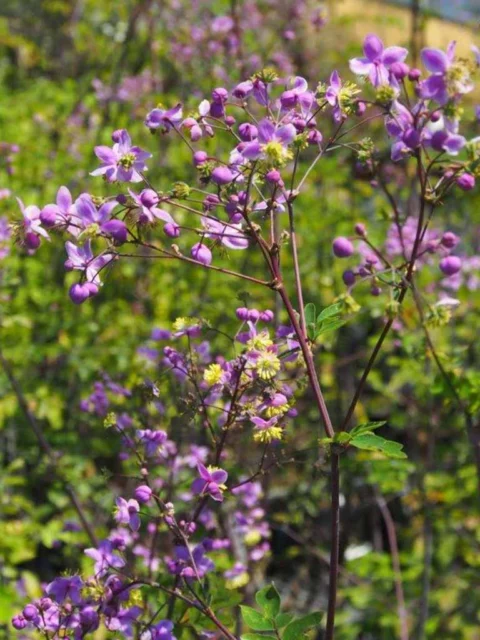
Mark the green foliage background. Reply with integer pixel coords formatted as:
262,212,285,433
0,1,479,638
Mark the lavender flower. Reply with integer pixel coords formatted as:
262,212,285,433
91,130,151,183
419,42,473,105
349,34,408,86
191,463,228,501
145,104,183,132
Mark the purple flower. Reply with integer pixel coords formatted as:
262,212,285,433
191,243,212,265
167,543,214,579
332,237,354,258
148,619,177,640
240,118,296,161
40,186,75,227
17,198,49,243
84,540,125,576
134,485,152,504
440,256,462,276
91,129,151,183
128,189,177,230
420,42,473,105
115,497,141,531
201,216,248,250
46,576,83,604
349,34,408,86
145,104,183,132
191,463,228,501
325,71,351,123
65,240,114,286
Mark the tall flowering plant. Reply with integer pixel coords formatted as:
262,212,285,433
10,35,480,640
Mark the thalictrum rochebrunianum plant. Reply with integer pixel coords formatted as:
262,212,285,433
10,35,480,640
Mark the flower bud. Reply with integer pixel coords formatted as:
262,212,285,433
236,307,249,321
22,605,38,622
225,115,236,126
430,110,441,123
260,310,274,322
191,243,212,266
212,87,228,103
40,205,58,227
439,256,462,275
134,485,153,504
280,90,297,109
354,222,366,236
265,169,282,184
307,129,323,144
390,62,410,79
370,285,382,296
193,151,208,166
211,166,234,185
12,616,27,630
441,231,459,249
408,68,421,81
84,282,99,297
332,236,354,258
101,219,127,244
247,309,260,322
342,269,356,286
456,173,475,191
111,129,123,143
164,222,180,238
25,232,40,250
69,283,90,305
140,189,159,208
238,123,258,141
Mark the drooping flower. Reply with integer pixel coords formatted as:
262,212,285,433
201,215,248,249
84,540,125,576
17,198,49,249
349,34,408,86
115,497,141,531
91,130,151,183
191,463,228,501
419,42,474,105
251,416,283,443
64,240,114,286
145,104,183,132
40,186,76,228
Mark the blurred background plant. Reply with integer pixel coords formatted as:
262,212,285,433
0,1,479,638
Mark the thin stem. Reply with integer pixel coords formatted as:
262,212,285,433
325,453,340,640
286,199,307,337
376,494,409,640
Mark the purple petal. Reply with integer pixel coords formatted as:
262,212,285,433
75,195,97,224
56,186,72,212
191,478,206,494
349,57,372,75
329,70,341,90
257,119,275,144
382,46,408,66
421,48,448,73
276,124,296,146
363,34,384,61
197,462,210,480
151,207,174,224
94,146,117,164
210,469,228,484
292,76,308,93
241,140,262,160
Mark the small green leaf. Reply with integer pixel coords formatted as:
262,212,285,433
240,606,275,631
350,433,407,459
304,303,317,341
283,611,323,640
317,303,343,322
241,634,275,640
316,318,347,336
275,612,294,628
255,584,281,618
349,421,386,437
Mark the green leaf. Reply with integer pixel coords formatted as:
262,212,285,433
255,584,281,618
316,318,347,336
283,611,323,640
317,302,343,322
275,612,294,628
350,433,407,459
241,634,275,640
349,421,386,437
240,606,275,631
304,303,317,341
